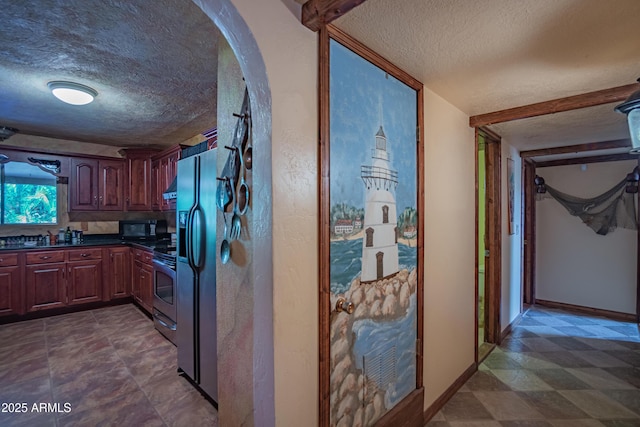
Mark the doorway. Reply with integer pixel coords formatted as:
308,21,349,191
476,128,501,362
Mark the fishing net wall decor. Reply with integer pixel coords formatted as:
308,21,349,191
535,173,638,236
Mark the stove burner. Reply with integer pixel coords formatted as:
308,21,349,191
153,248,176,270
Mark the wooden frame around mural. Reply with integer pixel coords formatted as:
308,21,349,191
318,24,424,426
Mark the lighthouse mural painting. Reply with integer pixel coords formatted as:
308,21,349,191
361,126,399,283
326,37,420,426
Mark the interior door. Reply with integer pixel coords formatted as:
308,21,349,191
482,130,502,345
320,28,424,427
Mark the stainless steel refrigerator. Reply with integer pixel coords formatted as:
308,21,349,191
176,147,218,403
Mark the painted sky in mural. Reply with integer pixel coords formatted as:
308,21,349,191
330,40,417,213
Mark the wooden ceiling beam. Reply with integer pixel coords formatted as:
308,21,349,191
521,138,631,158
302,0,368,32
469,83,640,128
535,152,638,168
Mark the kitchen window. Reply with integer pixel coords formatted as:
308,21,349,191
0,161,57,224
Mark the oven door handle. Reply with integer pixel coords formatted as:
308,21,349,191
153,311,177,331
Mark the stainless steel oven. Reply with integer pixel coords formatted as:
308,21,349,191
153,250,177,345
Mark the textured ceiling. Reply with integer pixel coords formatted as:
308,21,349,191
334,0,640,155
2,0,639,155
0,0,219,149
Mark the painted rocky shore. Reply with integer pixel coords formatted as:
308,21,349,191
330,268,417,427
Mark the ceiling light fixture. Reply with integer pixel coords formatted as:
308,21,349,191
615,78,640,154
47,81,98,105
0,126,18,141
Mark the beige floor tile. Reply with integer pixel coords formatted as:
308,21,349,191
472,391,544,420
566,368,636,390
547,420,606,427
558,390,638,419
490,369,554,391
570,350,631,368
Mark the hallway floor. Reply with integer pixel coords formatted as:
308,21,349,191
0,304,218,427
428,305,640,426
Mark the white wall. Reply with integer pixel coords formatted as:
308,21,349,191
423,88,476,408
501,142,523,331
536,160,637,314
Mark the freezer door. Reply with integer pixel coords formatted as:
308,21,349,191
176,156,196,381
197,148,218,402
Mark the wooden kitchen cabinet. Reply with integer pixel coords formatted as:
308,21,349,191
106,246,130,300
0,253,23,316
151,159,161,211
67,248,103,305
25,262,66,312
151,145,182,212
69,157,125,211
69,158,98,211
131,247,153,314
24,248,106,312
99,159,125,211
140,262,153,313
123,149,157,211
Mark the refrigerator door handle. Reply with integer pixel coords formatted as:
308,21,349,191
191,204,205,269
186,205,195,269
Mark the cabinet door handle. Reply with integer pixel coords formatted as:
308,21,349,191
40,255,51,260
81,253,89,258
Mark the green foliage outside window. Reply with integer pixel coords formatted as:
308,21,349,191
3,183,57,224
1,161,57,225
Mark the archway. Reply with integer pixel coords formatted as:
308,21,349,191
191,1,274,425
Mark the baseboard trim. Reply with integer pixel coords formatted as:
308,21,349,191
374,387,424,427
500,311,523,341
535,299,636,322
423,362,476,423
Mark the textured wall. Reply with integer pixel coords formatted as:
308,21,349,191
536,160,637,314
215,35,256,426
422,88,476,409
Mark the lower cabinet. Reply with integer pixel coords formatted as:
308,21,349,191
2,244,153,317
25,250,67,312
131,247,154,314
0,253,22,316
25,248,103,312
25,262,67,312
106,246,130,300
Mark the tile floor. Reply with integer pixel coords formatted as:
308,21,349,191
428,305,640,427
0,304,218,426
1,303,638,426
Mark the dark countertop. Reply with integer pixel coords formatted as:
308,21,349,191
0,236,173,252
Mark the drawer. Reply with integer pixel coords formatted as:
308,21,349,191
133,248,153,265
68,248,103,261
26,251,65,265
0,253,18,267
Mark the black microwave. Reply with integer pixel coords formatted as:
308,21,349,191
119,220,167,240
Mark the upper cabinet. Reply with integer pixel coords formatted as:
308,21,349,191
99,159,125,211
69,158,125,211
151,145,182,212
122,149,158,212
55,146,184,213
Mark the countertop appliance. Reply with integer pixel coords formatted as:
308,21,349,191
119,219,167,241
176,147,218,403
153,246,177,345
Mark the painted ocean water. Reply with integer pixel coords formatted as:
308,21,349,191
330,238,417,294
352,294,417,410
